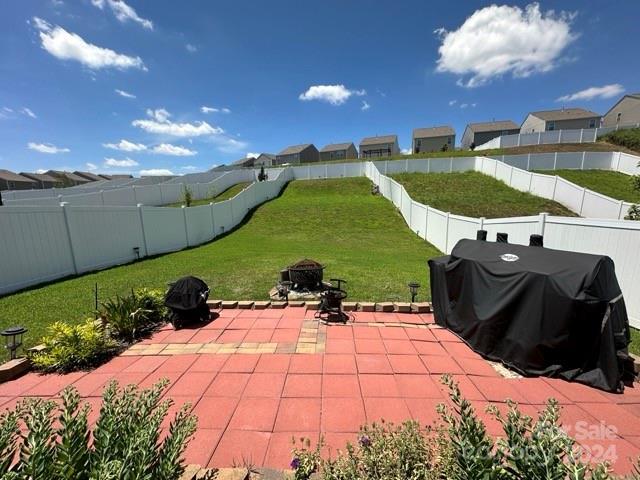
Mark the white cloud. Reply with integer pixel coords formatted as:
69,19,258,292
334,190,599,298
35,169,47,174
104,157,139,167
186,44,197,53
132,108,223,137
246,152,259,158
448,100,457,106
103,139,147,152
460,103,468,109
180,165,197,171
151,143,197,156
28,142,70,154
435,4,576,87
361,101,370,111
140,168,174,176
557,84,624,102
115,89,136,99
298,84,366,105
86,162,97,170
21,107,37,118
201,105,231,114
32,17,146,71
401,148,411,155
91,0,153,30
212,136,247,154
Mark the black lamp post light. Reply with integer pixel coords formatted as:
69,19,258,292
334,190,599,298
1,326,27,360
408,282,420,303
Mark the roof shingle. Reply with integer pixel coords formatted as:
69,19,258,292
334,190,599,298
0,169,37,183
360,135,397,146
466,120,520,133
277,144,314,155
529,108,600,122
320,142,354,152
412,126,455,138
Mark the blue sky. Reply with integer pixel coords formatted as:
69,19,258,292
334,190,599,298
1,0,638,176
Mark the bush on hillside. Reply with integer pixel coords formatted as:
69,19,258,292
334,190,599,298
0,379,197,479
600,128,640,153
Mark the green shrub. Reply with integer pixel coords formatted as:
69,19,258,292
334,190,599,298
134,288,168,323
30,319,116,372
0,380,197,479
100,288,167,342
183,185,193,207
291,375,620,479
600,128,640,152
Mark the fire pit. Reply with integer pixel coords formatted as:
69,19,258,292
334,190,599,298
287,259,325,291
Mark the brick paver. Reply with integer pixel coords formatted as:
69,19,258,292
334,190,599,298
3,306,640,474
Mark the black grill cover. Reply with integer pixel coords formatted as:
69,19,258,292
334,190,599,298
429,239,634,393
164,276,210,311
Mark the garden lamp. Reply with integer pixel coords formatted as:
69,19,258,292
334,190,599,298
281,280,293,301
1,326,27,360
408,282,420,303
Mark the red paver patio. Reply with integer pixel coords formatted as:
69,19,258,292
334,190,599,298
3,306,640,475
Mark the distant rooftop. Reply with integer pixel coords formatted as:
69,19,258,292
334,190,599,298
360,135,397,146
467,120,519,133
20,172,58,182
74,171,104,182
320,142,354,152
278,144,314,155
529,108,600,121
412,126,455,138
47,170,89,183
0,169,36,183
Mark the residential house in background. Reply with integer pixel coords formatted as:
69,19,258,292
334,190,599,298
359,135,399,158
20,172,61,189
253,153,276,167
412,126,455,153
603,93,640,127
275,144,319,165
46,170,92,186
0,170,37,191
461,120,520,149
74,171,104,182
520,108,601,133
319,142,358,162
230,157,256,168
108,174,134,179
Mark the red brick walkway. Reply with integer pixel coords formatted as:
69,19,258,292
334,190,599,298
2,307,640,474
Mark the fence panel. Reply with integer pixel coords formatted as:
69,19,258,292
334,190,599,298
66,206,144,272
134,185,162,206
429,158,453,173
185,205,215,246
159,184,183,205
0,206,76,294
555,152,583,169
581,191,624,219
425,208,448,252
211,201,234,235
409,201,428,238
141,207,188,255
554,178,583,212
617,153,640,175
527,153,556,170
447,215,481,251
529,174,556,198
510,168,532,192
495,162,512,184
102,187,136,206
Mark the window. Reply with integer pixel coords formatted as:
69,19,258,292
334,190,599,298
447,137,452,144
589,119,596,128
548,121,555,131
617,112,622,123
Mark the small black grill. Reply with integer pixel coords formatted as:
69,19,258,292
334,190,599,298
315,278,348,323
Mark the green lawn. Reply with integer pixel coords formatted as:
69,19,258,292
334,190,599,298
533,169,640,203
0,178,441,357
392,171,576,218
165,182,252,207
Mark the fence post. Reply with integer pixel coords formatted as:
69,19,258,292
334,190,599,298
137,203,149,257
581,152,586,170
182,205,190,247
479,216,485,231
538,132,541,144
60,202,79,274
509,165,514,186
618,200,625,220
325,164,328,178
444,212,450,253
100,190,105,205
158,185,164,205
450,157,453,173
427,158,431,173
538,212,548,236
553,152,558,170
425,206,430,239
552,176,559,199
558,129,563,143
527,153,531,170
405,159,409,172
517,134,521,147
210,202,216,238
579,129,584,143
578,187,587,215
132,185,138,204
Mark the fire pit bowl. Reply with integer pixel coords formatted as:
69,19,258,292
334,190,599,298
288,259,325,290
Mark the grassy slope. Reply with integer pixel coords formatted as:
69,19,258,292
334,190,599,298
599,128,640,154
165,182,252,207
392,171,576,218
533,170,640,203
0,178,440,356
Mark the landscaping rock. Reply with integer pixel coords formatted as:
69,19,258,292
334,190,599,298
207,300,222,309
288,300,305,307
221,301,238,309
342,302,358,311
411,302,431,313
305,300,321,310
359,302,375,312
0,357,31,383
238,301,254,309
215,468,249,480
376,302,394,312
394,302,411,313
253,301,271,310
271,301,287,309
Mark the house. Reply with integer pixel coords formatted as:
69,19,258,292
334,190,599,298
0,170,37,191
412,126,455,153
319,143,358,161
230,157,256,168
603,93,640,127
520,108,601,133
108,174,134,179
275,144,319,165
98,174,112,180
20,172,61,189
461,120,520,149
253,153,276,167
46,170,92,186
359,135,400,158
74,171,104,182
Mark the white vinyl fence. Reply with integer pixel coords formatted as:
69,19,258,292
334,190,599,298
476,123,640,150
0,169,290,296
362,159,640,327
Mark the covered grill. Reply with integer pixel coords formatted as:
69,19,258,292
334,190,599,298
164,276,210,328
287,259,325,290
429,239,634,392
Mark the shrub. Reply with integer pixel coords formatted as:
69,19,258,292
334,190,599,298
0,380,197,479
183,185,193,207
100,288,167,342
600,128,640,153
30,319,116,372
134,287,168,323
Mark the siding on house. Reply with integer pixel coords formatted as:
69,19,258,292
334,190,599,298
253,153,276,167
20,172,62,189
461,120,520,149
412,126,455,153
46,170,92,186
319,142,358,161
603,94,640,127
359,135,400,158
0,170,37,191
275,144,320,165
520,108,601,133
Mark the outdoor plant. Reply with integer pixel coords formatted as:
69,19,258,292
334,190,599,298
0,379,197,479
625,160,640,220
99,288,167,342
134,287,168,324
182,184,193,207
29,318,116,372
